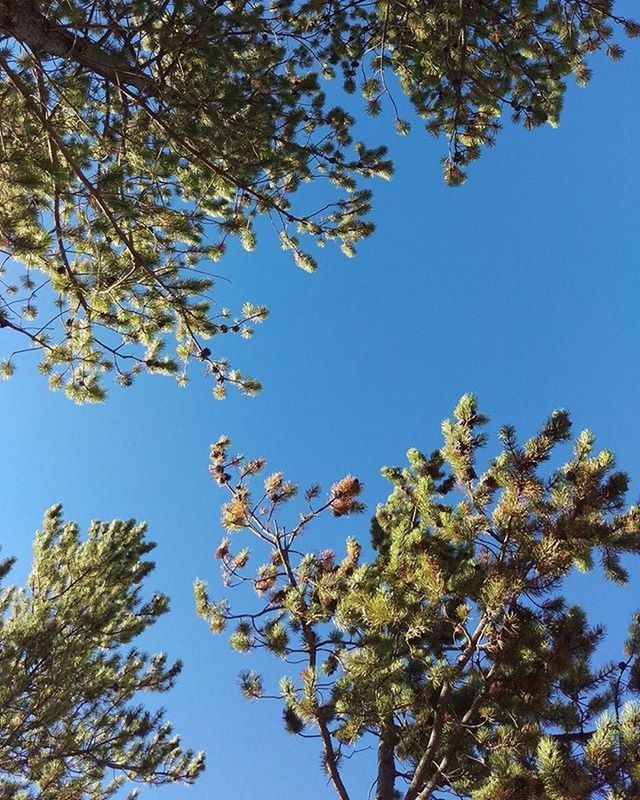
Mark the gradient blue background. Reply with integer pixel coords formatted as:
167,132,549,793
1,40,639,800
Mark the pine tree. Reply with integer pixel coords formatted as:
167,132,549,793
0,504,204,799
197,396,640,800
0,0,637,399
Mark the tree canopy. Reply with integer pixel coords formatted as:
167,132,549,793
0,505,204,800
0,0,637,400
197,395,640,800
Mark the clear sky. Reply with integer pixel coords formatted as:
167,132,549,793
1,41,639,800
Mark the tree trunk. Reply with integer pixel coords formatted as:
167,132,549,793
0,0,149,90
376,730,396,800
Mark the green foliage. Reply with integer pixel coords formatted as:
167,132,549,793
0,0,636,399
198,397,640,800
0,505,204,799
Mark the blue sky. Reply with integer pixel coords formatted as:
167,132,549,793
1,41,639,800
